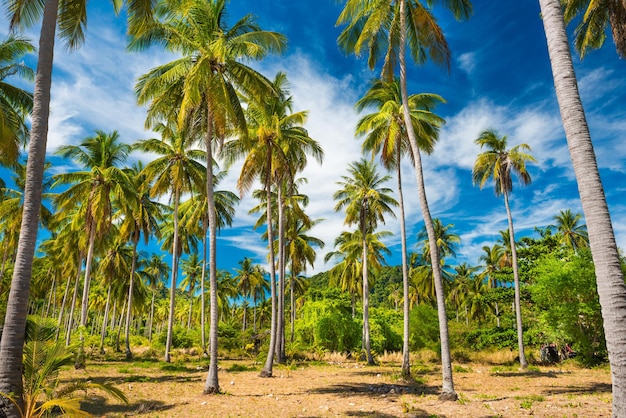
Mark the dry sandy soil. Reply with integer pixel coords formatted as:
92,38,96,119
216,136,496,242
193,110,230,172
65,356,612,417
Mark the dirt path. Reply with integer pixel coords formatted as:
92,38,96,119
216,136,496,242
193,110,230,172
68,359,612,417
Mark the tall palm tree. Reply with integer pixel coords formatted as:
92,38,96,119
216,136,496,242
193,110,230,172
180,253,203,330
334,159,397,365
562,0,626,58
53,130,133,331
539,4,626,410
118,162,165,359
223,72,322,376
355,77,444,377
141,254,170,342
336,0,471,399
472,129,535,368
551,209,589,251
234,257,260,332
0,1,154,413
131,0,286,392
479,244,506,327
0,35,34,168
134,122,205,363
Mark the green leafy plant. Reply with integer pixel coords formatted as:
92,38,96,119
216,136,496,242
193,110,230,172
0,318,128,418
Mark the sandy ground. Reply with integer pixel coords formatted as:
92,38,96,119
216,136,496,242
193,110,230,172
65,358,612,417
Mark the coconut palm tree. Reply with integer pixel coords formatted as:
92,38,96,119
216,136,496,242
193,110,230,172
0,1,154,412
131,0,285,392
472,129,535,368
479,244,506,327
539,3,626,410
180,253,203,330
134,122,205,363
333,159,397,365
0,35,34,168
141,254,170,342
52,130,133,331
562,0,626,58
355,77,444,377
223,72,322,376
551,209,589,252
336,0,471,399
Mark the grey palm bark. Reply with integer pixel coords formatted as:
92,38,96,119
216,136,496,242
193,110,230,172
398,0,456,400
503,192,527,367
539,0,626,415
361,213,375,365
124,239,139,359
396,146,411,379
0,0,59,415
164,189,181,363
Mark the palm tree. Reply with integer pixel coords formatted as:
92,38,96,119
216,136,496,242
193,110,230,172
479,244,506,327
118,162,165,359
223,72,322,376
356,77,444,377
134,122,205,363
551,209,589,251
141,254,170,342
334,159,397,365
336,0,471,399
53,130,133,331
539,5,626,409
562,0,626,58
0,1,154,412
131,0,286,392
0,35,34,168
472,129,535,368
180,253,203,330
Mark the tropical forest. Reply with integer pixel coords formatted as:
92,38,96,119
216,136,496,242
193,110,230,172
0,0,625,417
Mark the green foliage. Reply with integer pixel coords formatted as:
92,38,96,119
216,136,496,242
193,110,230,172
462,326,518,350
368,307,402,353
530,250,606,365
218,321,243,350
156,326,196,349
295,288,360,352
408,304,440,351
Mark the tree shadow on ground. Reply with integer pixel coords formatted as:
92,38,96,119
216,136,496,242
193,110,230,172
309,381,441,397
80,396,174,416
490,370,566,378
544,382,611,395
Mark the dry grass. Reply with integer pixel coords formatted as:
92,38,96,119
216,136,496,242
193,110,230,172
63,352,613,417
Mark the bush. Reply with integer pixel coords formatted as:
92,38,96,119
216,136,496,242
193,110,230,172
369,307,402,353
156,326,196,349
409,304,441,351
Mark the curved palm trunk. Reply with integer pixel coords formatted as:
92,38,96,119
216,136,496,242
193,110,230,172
204,119,220,393
147,290,155,342
164,189,181,363
276,186,286,363
65,262,82,346
260,152,278,377
361,216,374,366
99,283,112,354
55,271,73,342
539,1,626,414
397,0,455,400
0,1,58,413
396,149,411,378
80,226,97,328
124,237,139,359
504,192,527,367
200,218,208,355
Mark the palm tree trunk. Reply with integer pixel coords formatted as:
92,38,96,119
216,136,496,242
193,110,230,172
504,192,527,367
55,271,73,342
398,0,455,400
99,283,112,354
45,270,56,318
361,216,374,366
66,261,82,347
290,270,296,344
0,2,58,413
204,116,220,393
125,238,139,359
165,189,181,363
539,1,626,414
276,185,286,363
80,226,97,328
148,290,155,342
397,146,411,379
115,298,127,353
200,218,208,355
260,153,278,378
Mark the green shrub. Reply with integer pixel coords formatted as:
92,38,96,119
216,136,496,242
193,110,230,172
409,304,441,351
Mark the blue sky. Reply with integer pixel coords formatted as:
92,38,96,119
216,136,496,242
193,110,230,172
2,1,625,277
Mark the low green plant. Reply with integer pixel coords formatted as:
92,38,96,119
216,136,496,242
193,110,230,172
0,317,127,418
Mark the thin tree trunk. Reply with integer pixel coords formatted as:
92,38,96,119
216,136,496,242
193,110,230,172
260,152,278,378
165,189,181,363
200,218,208,355
55,270,74,342
276,185,286,363
290,269,295,344
66,261,81,347
147,290,155,342
504,192,527,367
45,270,56,318
125,238,139,359
539,1,626,414
398,0,455,400
115,299,126,353
80,227,96,329
204,116,220,393
361,215,374,366
0,1,58,413
495,302,501,327
397,147,411,379
99,283,112,354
